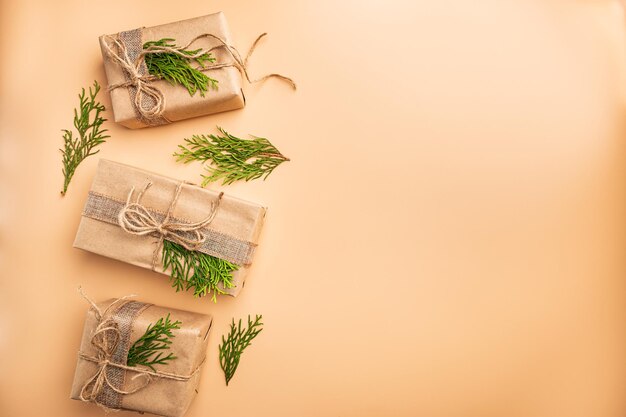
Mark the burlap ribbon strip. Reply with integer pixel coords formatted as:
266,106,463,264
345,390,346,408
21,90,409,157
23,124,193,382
77,290,204,411
101,30,297,126
81,182,256,267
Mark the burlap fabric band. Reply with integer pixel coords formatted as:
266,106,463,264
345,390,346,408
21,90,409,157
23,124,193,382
94,300,150,408
101,29,297,126
81,183,257,267
77,291,204,411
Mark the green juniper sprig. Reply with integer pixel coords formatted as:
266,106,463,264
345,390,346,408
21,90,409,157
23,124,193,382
174,127,290,186
143,38,218,97
219,315,264,385
162,240,239,302
60,81,109,196
127,314,182,371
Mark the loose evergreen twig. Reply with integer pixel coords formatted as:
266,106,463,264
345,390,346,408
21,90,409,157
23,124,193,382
174,127,290,186
143,38,218,97
60,81,109,196
162,240,239,302
219,314,264,385
127,314,182,371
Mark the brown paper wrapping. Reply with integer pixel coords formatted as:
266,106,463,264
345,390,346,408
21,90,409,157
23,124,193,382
100,12,245,129
70,299,212,417
73,159,266,297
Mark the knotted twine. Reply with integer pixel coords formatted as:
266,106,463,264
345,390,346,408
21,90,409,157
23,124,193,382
82,190,256,266
117,181,223,271
101,31,297,125
77,288,205,411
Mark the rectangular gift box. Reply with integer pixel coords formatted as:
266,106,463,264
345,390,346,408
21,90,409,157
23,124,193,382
73,159,266,297
70,297,212,416
99,12,245,128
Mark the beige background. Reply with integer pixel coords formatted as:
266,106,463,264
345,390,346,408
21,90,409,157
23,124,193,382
1,0,626,416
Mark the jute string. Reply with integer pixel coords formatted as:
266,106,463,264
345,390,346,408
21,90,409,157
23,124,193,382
117,182,223,271
76,288,205,410
101,32,297,122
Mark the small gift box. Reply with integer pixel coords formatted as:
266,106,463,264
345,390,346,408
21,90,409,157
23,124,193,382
73,159,266,299
99,12,295,128
70,295,212,416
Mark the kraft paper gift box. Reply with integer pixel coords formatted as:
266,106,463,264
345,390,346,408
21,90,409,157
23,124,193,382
73,159,266,298
99,12,295,129
70,297,212,416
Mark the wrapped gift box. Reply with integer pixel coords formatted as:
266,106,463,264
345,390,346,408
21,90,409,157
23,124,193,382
73,159,266,298
99,12,245,128
70,297,212,416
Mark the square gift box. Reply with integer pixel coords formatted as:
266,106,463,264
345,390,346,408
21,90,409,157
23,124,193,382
70,297,212,416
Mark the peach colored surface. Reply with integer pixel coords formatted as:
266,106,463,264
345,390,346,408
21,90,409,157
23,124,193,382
1,1,626,416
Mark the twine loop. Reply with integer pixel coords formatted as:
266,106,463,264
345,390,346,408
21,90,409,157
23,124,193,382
77,290,149,404
101,32,296,122
117,182,223,270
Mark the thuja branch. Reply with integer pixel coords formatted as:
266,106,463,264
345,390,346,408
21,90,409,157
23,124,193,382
144,38,218,97
174,127,290,186
127,314,181,371
60,81,109,196
162,240,239,302
219,314,264,385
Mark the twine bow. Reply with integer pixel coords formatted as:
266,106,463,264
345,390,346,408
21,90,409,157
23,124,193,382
101,32,297,122
77,288,204,410
78,294,150,405
117,182,223,270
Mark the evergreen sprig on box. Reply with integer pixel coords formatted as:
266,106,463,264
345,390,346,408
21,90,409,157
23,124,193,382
144,38,218,97
127,314,182,371
162,240,239,302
